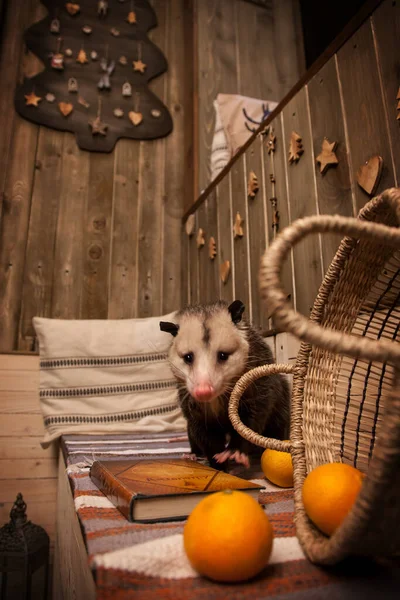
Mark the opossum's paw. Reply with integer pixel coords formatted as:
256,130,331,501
213,449,233,464
230,450,250,468
182,453,197,461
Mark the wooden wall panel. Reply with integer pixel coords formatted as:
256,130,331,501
371,0,400,186
18,130,65,350
264,115,294,317
336,17,395,212
196,0,305,195
0,354,57,563
197,202,208,301
188,212,199,305
243,139,266,331
307,57,354,272
205,191,220,302
282,88,323,316
197,0,239,195
51,134,89,320
216,176,234,302
230,155,250,310
108,140,140,320
162,0,186,315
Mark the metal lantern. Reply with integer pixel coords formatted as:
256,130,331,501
0,493,49,599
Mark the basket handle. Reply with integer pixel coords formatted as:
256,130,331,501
260,214,400,365
228,363,294,452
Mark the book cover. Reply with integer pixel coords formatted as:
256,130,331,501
90,458,263,522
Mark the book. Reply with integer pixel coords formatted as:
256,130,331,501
90,458,264,523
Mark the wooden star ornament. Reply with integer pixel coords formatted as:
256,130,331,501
89,116,108,136
133,59,146,73
316,138,339,174
25,91,42,107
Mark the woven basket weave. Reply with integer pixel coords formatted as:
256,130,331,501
229,187,400,565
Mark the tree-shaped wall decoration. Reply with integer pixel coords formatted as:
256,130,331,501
15,0,173,152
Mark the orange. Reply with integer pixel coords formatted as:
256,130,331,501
183,489,273,582
302,462,364,536
261,443,293,488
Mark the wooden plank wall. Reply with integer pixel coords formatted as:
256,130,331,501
196,0,305,199
183,0,399,333
0,0,188,353
0,354,57,555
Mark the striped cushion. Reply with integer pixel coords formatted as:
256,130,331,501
33,314,186,447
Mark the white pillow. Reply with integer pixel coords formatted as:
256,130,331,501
33,314,186,447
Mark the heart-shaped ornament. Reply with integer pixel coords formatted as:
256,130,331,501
129,111,143,126
58,102,73,117
356,155,383,196
66,3,80,16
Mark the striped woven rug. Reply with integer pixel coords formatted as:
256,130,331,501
62,433,400,599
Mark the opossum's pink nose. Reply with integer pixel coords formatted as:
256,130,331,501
193,384,215,402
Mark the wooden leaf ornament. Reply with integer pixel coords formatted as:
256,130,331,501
220,260,230,284
128,111,143,126
247,171,259,198
316,138,339,174
356,155,383,196
233,212,244,238
209,237,217,260
58,102,73,117
288,131,303,164
185,214,195,237
196,228,205,248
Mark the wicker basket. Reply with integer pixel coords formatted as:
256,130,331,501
229,187,400,565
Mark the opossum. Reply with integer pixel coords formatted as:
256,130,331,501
160,300,290,469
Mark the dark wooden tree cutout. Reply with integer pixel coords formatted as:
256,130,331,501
15,0,173,153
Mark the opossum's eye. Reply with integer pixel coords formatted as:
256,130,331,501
183,352,194,365
217,351,230,362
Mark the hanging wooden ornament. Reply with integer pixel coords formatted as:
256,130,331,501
110,28,120,37
98,56,115,90
133,41,147,73
151,109,161,118
220,260,230,284
90,51,98,61
267,128,276,154
24,91,42,107
269,174,279,235
247,171,259,198
45,93,55,103
122,81,132,97
128,91,143,126
356,155,383,196
51,37,64,70
76,48,88,64
89,96,108,136
58,101,73,117
50,18,60,34
82,25,92,35
233,212,244,238
114,108,124,118
119,56,128,66
65,48,73,57
127,0,137,24
288,131,303,164
68,77,78,93
196,228,205,248
98,0,108,17
65,3,80,16
209,237,217,260
185,214,195,236
78,96,90,108
316,138,339,174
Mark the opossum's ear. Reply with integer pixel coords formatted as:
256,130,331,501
160,321,180,337
228,300,245,324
